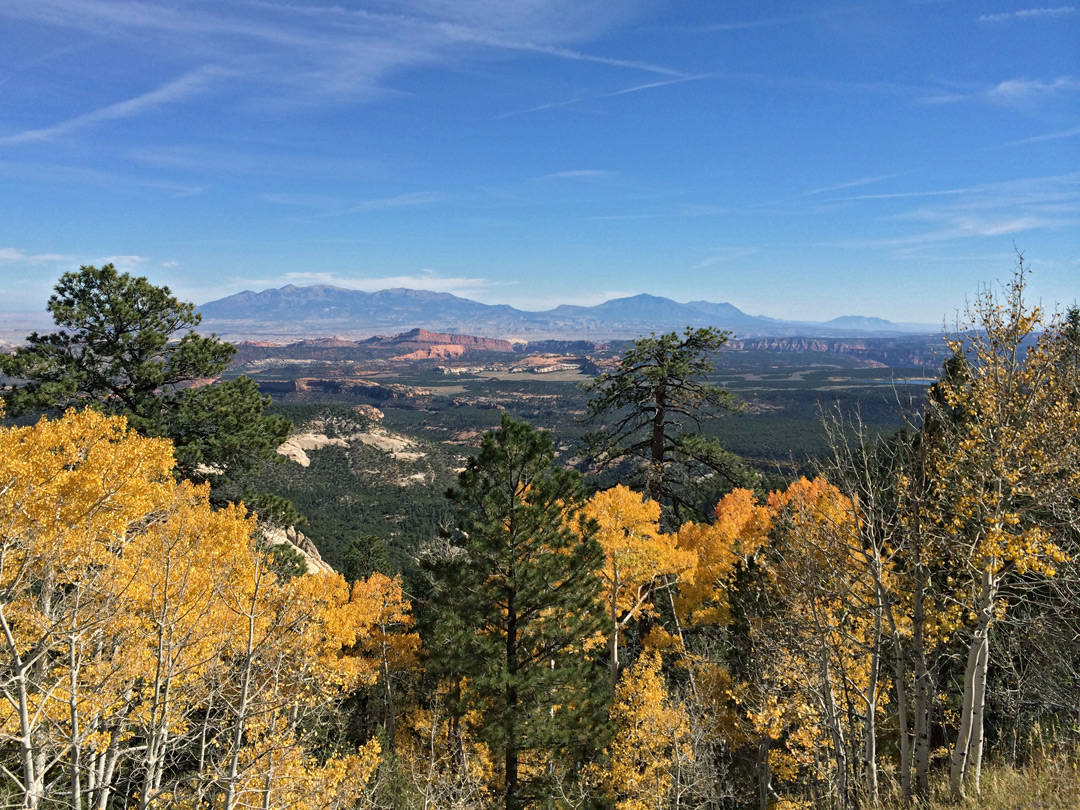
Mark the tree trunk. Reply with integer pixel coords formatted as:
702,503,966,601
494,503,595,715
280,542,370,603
863,596,882,808
820,656,849,810
68,635,83,810
648,390,666,503
757,737,771,810
505,588,519,810
0,606,43,810
884,592,911,803
911,555,933,802
223,603,258,810
949,567,995,801
609,568,620,700
381,633,398,754
971,626,990,795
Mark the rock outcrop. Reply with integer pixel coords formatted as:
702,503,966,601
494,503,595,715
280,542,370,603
365,328,515,353
262,525,335,574
729,337,940,367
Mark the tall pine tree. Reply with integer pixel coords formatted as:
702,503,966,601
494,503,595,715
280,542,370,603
0,264,294,516
426,414,607,810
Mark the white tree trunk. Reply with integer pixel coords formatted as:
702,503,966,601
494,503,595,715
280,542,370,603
949,566,995,801
863,593,882,808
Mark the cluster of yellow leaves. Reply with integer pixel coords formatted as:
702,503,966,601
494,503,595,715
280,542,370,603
398,679,496,802
679,478,894,801
595,653,691,810
0,410,406,810
674,487,771,628
765,479,891,770
918,288,1080,641
208,726,380,810
351,571,422,677
584,486,696,640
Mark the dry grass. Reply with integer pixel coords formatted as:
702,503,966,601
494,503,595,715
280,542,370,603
878,751,1080,810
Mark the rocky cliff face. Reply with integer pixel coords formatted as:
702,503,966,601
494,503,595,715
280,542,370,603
368,328,515,353
395,343,466,361
262,525,335,574
729,336,941,367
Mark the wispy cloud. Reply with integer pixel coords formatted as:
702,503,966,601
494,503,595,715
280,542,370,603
821,173,1080,249
98,255,149,271
327,191,452,217
988,76,1080,102
693,248,758,270
924,76,1080,105
978,6,1075,24
828,188,972,202
441,23,690,78
0,0,663,113
610,77,705,95
255,192,346,209
0,67,221,144
0,247,71,263
252,190,451,217
496,74,707,118
756,174,903,207
544,170,613,179
692,7,857,33
994,124,1080,148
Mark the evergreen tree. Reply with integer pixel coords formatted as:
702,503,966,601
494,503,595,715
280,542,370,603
0,264,293,512
583,327,756,525
426,414,607,810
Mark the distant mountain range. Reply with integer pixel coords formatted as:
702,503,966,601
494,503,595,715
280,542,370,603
197,285,937,340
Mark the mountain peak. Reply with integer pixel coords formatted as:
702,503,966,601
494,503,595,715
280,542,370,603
198,284,936,340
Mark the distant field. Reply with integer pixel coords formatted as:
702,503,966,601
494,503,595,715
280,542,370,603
252,349,936,572
472,369,592,382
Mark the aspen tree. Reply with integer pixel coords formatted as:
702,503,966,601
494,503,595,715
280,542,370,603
0,410,174,810
764,478,889,810
919,264,1080,801
822,410,914,805
583,485,695,698
0,410,388,810
597,653,691,810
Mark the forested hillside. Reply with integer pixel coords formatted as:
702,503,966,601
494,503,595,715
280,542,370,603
2,266,1078,810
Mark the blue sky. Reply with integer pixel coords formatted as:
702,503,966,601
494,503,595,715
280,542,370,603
1,1,1077,324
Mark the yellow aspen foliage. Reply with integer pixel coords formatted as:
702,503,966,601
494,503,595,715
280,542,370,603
348,572,421,753
0,408,174,591
0,410,383,810
597,653,691,810
760,477,892,803
397,679,496,803
209,723,380,810
584,487,696,663
674,487,771,628
350,572,422,675
914,266,1080,800
0,411,177,794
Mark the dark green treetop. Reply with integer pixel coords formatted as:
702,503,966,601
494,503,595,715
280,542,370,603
1,264,293,514
425,414,607,810
583,326,757,524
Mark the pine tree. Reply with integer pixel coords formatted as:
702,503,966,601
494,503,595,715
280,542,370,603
425,414,607,810
582,327,756,524
0,264,293,512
